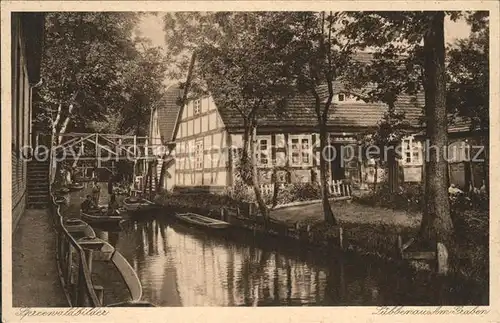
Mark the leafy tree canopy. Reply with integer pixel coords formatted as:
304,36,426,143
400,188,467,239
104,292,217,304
35,12,168,140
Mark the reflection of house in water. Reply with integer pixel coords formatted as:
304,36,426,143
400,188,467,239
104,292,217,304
166,225,236,306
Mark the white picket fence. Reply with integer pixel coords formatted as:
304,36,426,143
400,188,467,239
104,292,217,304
329,180,352,197
245,181,352,198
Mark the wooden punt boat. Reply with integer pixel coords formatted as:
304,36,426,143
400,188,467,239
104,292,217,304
64,218,96,240
68,182,85,191
75,237,143,304
58,187,70,194
80,208,123,226
174,212,231,230
54,195,67,205
122,197,156,212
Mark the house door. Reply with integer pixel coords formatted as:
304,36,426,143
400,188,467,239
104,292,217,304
331,143,345,180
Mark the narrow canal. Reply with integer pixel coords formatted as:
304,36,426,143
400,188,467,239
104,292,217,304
66,185,485,306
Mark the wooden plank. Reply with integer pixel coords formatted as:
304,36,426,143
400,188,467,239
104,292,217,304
402,237,415,251
437,242,449,275
402,251,436,260
111,251,142,302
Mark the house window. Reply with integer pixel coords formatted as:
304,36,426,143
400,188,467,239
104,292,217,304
256,136,271,166
338,93,345,102
401,137,423,165
289,135,312,166
195,140,203,170
193,99,201,115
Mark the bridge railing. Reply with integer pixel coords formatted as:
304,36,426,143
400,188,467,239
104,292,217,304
49,189,101,307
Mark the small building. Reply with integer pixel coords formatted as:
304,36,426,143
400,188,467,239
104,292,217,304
11,13,45,230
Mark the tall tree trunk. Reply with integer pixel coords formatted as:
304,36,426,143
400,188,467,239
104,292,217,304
271,168,279,208
57,103,75,145
373,160,379,191
51,103,63,146
157,151,172,194
250,125,269,221
319,124,336,224
481,134,489,195
419,11,453,246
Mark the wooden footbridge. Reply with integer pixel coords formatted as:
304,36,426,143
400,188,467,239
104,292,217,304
35,132,175,194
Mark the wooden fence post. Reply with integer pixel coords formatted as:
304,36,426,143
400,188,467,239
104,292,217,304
396,235,403,259
339,227,344,250
436,242,449,275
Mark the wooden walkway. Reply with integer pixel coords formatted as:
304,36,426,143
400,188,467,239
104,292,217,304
12,209,68,307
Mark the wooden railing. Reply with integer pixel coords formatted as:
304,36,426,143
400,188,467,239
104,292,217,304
329,180,352,198
49,191,101,307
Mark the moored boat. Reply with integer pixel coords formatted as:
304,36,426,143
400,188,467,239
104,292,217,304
64,218,96,240
122,197,156,212
58,187,70,194
68,182,85,191
54,195,67,205
73,237,143,305
174,212,231,230
81,208,123,226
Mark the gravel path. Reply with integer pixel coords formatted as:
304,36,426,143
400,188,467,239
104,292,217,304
12,209,68,307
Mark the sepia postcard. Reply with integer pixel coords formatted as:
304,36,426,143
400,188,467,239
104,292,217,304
1,1,499,322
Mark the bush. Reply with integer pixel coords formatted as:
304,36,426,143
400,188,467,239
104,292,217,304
156,191,240,212
353,182,423,212
354,181,489,215
286,182,322,201
227,180,322,207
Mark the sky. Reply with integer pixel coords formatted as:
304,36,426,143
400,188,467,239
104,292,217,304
138,13,472,50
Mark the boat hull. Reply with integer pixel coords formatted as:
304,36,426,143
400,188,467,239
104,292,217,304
122,198,156,212
174,212,231,230
68,184,85,191
81,210,123,225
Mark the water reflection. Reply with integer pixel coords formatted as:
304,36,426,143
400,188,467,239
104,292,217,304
96,215,477,307
64,186,485,306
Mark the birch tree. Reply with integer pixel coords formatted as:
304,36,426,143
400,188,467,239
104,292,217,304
35,13,142,145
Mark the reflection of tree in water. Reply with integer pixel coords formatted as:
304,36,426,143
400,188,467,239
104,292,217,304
226,245,236,306
273,253,280,303
146,220,156,256
158,220,168,256
322,258,343,305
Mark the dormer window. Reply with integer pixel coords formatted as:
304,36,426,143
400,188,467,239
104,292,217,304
338,93,345,102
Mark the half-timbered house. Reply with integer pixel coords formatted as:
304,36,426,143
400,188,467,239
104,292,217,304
157,55,486,194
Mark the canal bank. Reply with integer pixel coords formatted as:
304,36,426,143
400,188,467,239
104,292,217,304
12,209,67,307
154,193,488,305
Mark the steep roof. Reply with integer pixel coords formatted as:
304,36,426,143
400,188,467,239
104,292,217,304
210,51,424,132
155,85,183,143
216,82,425,132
